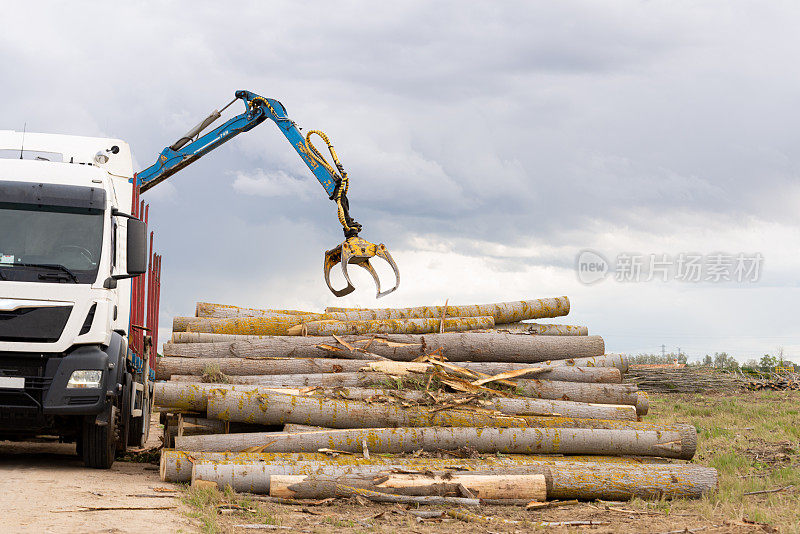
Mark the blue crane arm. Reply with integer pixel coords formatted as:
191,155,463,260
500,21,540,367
134,90,338,197
132,89,400,298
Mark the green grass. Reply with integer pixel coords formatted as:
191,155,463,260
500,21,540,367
647,391,800,533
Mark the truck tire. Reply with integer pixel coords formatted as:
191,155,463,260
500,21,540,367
82,406,118,469
128,383,152,447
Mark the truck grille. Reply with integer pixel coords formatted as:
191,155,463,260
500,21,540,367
0,356,49,410
0,306,72,343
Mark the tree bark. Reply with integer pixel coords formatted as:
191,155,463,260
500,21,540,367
283,423,329,433
174,425,697,459
155,357,620,383
160,450,669,483
323,296,570,324
289,317,495,336
269,473,546,500
205,390,676,433
166,332,605,363
492,323,588,336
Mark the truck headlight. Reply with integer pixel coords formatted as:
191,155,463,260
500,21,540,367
67,370,103,388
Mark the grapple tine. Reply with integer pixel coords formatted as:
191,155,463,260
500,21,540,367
323,244,356,297
339,245,358,296
373,244,400,298
355,260,383,298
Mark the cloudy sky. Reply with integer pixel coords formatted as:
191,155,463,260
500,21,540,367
2,1,798,362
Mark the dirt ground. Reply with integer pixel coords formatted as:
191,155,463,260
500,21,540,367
0,414,192,534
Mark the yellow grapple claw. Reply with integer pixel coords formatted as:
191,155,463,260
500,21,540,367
324,236,400,298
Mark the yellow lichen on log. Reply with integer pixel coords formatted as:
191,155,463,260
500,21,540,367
324,296,570,324
292,316,495,336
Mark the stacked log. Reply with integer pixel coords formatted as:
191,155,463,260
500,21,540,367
746,372,800,391
626,367,748,393
154,296,717,506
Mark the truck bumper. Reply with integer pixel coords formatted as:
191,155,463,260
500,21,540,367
0,345,118,434
43,345,113,415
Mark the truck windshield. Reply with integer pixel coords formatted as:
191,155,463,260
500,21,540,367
0,203,104,284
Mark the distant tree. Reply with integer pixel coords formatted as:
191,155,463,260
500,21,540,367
760,354,778,372
703,354,713,366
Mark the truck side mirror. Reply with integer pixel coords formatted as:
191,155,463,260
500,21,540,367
126,219,148,276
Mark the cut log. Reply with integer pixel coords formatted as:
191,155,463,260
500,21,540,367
161,450,669,483
169,371,628,399
154,382,300,412
178,315,323,336
196,302,317,318
174,425,697,459
513,380,646,413
269,473,547,500
178,415,227,437
178,373,643,411
206,390,677,433
321,388,640,420
288,316,495,336
155,358,373,381
188,459,717,500
156,357,620,383
492,323,588,336
165,332,604,364
323,296,570,324
154,381,641,419
164,332,610,366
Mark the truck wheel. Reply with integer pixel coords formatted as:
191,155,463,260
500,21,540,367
82,406,118,469
128,384,152,447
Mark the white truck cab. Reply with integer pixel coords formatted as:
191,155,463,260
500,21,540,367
0,131,156,468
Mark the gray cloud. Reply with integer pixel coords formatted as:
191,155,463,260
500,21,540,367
2,1,798,360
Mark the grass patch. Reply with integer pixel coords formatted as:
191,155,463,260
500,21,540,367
647,391,800,532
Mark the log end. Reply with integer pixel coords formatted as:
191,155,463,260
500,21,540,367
635,391,649,416
679,426,698,461
159,450,169,481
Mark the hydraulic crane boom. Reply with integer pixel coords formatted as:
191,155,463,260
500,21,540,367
135,90,399,298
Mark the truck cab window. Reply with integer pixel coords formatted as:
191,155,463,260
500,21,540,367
0,202,104,284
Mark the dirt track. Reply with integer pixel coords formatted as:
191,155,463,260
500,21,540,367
1,416,192,534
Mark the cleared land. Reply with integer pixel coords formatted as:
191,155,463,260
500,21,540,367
177,390,800,533
1,391,796,533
